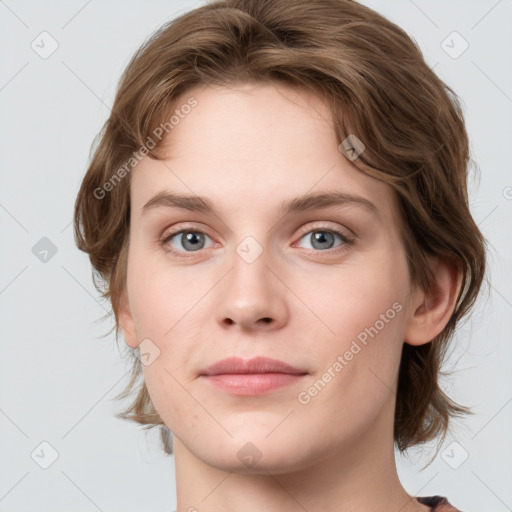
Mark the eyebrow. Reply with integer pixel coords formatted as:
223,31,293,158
141,190,379,218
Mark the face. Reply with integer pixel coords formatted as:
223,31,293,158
120,81,416,473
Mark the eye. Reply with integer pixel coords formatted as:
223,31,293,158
160,228,214,255
159,224,355,258
295,226,354,253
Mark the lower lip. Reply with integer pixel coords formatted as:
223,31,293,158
202,373,306,395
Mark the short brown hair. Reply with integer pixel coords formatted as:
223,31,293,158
73,0,488,457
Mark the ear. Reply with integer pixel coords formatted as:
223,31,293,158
404,256,462,346
117,289,140,349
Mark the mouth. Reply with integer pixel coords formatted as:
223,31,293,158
199,356,309,395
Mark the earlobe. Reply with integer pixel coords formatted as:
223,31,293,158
404,256,462,347
117,290,140,349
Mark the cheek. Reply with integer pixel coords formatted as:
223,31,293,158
141,360,204,441
295,281,407,439
296,252,409,390
298,254,407,339
126,249,213,381
127,248,209,340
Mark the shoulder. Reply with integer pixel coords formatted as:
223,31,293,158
416,495,462,511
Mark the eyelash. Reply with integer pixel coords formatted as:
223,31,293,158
159,223,355,258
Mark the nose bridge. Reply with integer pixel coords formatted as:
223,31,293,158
231,234,274,307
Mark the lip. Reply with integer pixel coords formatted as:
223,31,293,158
199,356,308,395
201,356,305,376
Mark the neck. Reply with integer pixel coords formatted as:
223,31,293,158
173,393,429,512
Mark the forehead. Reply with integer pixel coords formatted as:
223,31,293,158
130,81,400,227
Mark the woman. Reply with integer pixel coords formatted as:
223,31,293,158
73,1,487,510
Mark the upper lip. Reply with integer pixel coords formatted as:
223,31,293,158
200,356,306,376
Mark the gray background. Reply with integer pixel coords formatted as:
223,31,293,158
0,1,511,511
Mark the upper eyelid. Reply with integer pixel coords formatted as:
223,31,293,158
162,222,212,236
163,221,349,236
294,221,351,236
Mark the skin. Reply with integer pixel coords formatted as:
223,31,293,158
119,81,461,512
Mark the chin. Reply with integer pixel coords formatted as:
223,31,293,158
192,436,311,475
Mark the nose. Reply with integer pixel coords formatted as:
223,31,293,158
216,240,289,332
